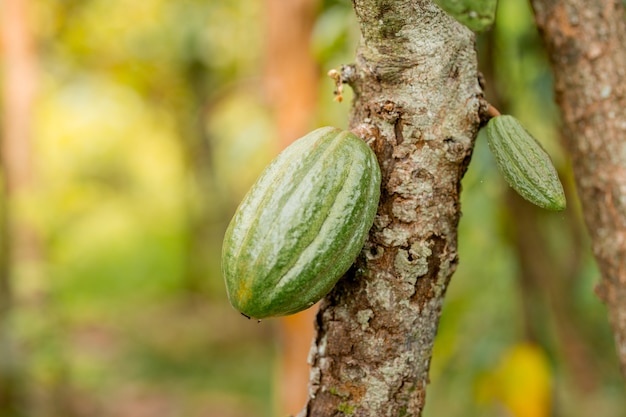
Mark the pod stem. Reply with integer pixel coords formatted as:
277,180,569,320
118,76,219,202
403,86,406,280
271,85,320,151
486,102,501,118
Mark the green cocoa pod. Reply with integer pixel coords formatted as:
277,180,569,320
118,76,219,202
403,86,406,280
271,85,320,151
486,115,566,211
222,127,381,319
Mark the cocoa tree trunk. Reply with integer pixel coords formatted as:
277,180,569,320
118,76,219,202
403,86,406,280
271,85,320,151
299,1,483,415
530,0,626,378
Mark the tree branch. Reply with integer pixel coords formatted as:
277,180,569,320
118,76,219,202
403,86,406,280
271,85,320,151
530,0,626,378
298,1,483,415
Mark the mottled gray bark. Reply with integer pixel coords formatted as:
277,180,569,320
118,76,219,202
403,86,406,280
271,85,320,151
530,0,626,378
298,1,484,416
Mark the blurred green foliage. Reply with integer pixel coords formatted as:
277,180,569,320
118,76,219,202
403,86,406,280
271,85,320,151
434,0,497,32
1,0,624,416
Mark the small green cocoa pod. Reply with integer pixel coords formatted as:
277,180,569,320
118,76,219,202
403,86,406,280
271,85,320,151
222,127,381,319
486,115,566,210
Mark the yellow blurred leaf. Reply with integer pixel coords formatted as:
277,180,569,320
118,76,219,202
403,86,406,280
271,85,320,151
476,343,552,417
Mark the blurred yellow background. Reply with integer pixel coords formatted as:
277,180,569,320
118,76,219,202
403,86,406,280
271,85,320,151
0,0,624,416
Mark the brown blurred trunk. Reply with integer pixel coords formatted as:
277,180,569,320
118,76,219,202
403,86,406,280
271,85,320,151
265,0,319,147
530,0,626,378
263,0,320,415
1,0,36,193
180,71,215,296
0,0,38,412
177,32,220,296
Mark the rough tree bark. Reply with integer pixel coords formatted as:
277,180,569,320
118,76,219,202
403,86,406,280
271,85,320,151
530,0,626,377
298,1,483,415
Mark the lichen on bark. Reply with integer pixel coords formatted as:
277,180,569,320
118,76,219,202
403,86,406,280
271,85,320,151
298,1,484,416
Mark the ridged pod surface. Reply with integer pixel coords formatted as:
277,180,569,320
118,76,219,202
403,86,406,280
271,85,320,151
222,127,381,319
486,115,566,211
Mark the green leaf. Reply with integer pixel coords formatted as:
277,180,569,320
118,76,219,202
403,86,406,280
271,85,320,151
434,0,497,32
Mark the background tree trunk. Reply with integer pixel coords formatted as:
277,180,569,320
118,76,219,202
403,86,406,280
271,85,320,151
529,0,626,378
0,0,38,412
263,0,320,415
299,1,483,415
179,52,216,296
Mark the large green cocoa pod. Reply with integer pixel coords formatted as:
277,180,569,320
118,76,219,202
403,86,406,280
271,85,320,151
222,127,381,319
486,115,566,211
